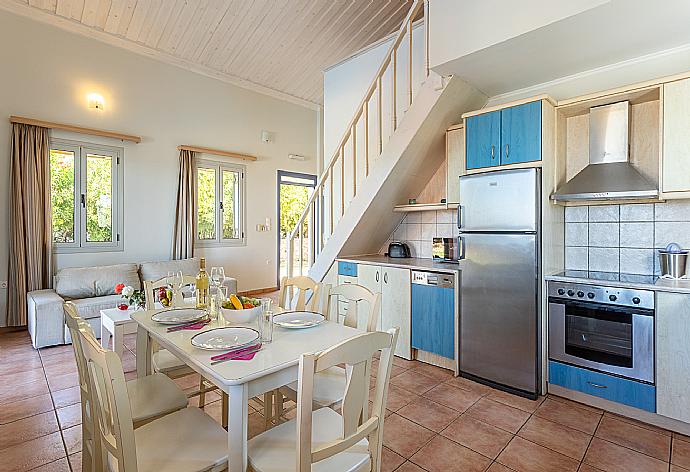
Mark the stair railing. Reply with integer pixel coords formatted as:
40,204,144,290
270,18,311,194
286,0,429,278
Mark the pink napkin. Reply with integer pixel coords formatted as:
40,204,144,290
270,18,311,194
167,319,210,332
210,343,262,362
230,351,259,361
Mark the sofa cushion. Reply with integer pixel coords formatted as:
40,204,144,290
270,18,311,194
139,257,200,282
54,263,141,299
70,294,123,320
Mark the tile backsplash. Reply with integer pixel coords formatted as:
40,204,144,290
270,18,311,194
381,209,457,258
565,201,690,275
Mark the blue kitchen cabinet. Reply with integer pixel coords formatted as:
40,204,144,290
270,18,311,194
465,101,542,170
465,110,501,169
411,283,455,359
337,261,358,277
500,101,542,165
549,361,656,413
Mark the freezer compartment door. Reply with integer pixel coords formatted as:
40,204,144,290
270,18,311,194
459,233,539,393
458,168,540,232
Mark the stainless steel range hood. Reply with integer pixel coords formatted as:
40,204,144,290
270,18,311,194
551,101,658,202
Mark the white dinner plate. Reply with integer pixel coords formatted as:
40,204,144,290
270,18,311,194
151,308,207,325
190,327,260,351
273,311,325,329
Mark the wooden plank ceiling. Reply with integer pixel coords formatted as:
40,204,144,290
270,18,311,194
3,0,413,107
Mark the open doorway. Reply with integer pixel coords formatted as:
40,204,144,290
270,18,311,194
277,170,317,286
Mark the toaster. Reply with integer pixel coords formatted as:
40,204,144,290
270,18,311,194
387,241,411,258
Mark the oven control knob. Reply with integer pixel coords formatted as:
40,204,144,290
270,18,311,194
609,294,618,302
577,291,585,298
632,297,641,304
587,292,595,299
557,288,565,295
567,290,575,296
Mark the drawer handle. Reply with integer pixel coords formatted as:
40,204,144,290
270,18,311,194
491,145,495,159
587,381,608,389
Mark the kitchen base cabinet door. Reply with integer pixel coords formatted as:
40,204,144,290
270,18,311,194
357,264,382,330
381,267,411,359
656,292,690,422
411,284,455,360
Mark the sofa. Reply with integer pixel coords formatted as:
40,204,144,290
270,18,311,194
27,257,238,349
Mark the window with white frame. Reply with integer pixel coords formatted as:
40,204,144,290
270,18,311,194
196,159,246,246
49,139,124,253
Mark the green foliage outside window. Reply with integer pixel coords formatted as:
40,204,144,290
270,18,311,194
50,150,75,243
280,184,311,238
85,154,113,242
197,167,216,240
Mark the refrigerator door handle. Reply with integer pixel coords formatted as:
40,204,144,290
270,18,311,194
457,205,462,229
458,236,466,260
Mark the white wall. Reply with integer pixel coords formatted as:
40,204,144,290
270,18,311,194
429,0,608,71
323,22,426,167
0,10,317,325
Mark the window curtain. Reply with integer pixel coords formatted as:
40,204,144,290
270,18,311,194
172,149,196,260
8,123,52,326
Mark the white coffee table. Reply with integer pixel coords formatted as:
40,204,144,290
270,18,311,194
100,307,140,358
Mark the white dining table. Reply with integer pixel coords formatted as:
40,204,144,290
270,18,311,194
133,309,363,471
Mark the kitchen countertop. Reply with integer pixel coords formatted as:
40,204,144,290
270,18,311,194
337,255,461,274
545,273,690,294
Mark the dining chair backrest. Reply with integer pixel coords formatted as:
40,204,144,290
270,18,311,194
143,275,196,310
324,283,380,332
79,326,138,472
278,276,322,312
64,302,102,472
295,328,399,472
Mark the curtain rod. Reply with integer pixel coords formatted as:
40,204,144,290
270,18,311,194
177,145,257,161
9,115,142,143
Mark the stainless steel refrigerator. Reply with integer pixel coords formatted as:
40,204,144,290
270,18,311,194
458,168,540,397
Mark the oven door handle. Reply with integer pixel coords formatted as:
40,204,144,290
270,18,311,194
587,381,608,389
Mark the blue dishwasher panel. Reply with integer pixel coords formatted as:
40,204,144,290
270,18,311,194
549,361,655,413
411,283,455,359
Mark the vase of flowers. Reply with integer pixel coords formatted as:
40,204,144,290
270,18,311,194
115,283,146,310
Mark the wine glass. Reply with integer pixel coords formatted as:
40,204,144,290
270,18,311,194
210,266,225,288
172,271,184,307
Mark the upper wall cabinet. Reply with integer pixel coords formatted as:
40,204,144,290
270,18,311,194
662,78,690,197
465,100,543,170
500,101,542,166
466,110,501,169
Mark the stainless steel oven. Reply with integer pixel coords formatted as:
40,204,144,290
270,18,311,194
548,281,654,384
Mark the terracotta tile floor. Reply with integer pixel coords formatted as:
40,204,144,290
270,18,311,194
1,328,688,472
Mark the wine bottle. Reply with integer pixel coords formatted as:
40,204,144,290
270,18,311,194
196,257,210,309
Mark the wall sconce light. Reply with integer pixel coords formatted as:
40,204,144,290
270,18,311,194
88,93,105,111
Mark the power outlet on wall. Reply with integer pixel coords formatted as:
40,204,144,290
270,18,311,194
0,281,7,289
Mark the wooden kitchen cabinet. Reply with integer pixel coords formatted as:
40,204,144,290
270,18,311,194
464,99,544,172
662,78,690,196
500,101,542,165
656,291,690,422
357,264,383,330
446,125,465,204
466,110,501,170
381,266,411,359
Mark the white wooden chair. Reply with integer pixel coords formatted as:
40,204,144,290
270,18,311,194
275,283,381,417
278,276,324,312
143,276,219,409
248,328,399,472
64,302,189,472
79,319,229,472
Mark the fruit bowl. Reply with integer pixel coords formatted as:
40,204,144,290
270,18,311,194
220,306,262,324
220,295,262,324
